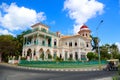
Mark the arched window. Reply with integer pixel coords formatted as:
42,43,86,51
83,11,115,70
54,39,57,46
86,43,89,47
42,40,45,46
69,42,72,47
75,42,77,47
82,34,84,36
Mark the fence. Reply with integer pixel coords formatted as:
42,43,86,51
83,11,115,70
18,60,107,68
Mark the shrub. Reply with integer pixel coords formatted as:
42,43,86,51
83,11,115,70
21,57,26,60
48,54,52,59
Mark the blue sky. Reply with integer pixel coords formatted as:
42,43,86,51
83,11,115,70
0,0,120,48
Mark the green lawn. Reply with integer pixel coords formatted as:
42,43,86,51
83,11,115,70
18,60,106,68
18,63,105,68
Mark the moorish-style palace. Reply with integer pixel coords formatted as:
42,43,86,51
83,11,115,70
22,23,92,61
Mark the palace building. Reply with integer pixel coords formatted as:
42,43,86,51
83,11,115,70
22,23,92,61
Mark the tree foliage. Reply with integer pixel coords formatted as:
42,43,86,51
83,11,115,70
0,35,20,62
100,44,120,60
87,52,98,61
0,30,30,62
90,35,99,53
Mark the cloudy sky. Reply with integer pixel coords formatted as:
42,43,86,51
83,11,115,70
0,0,120,49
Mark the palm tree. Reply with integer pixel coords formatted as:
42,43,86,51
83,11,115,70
91,35,99,53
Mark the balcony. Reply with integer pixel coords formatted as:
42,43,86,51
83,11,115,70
23,42,53,48
24,28,57,37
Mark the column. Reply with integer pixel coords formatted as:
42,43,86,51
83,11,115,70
26,37,28,45
22,49,24,57
31,49,34,61
72,50,75,60
78,49,81,61
44,35,46,46
36,49,39,60
62,49,65,60
32,35,34,45
78,39,80,47
51,37,53,47
36,34,39,45
67,51,70,59
72,40,74,48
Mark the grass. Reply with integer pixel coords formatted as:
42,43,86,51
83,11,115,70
18,63,104,68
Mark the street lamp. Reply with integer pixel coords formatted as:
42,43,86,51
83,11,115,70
96,20,103,70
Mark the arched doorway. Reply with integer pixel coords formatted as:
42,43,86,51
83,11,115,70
39,48,44,60
60,54,62,59
75,52,78,60
27,48,32,60
69,53,73,60
46,49,52,59
48,38,51,47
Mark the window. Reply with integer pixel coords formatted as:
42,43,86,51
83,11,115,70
54,39,57,46
75,42,77,46
69,42,72,47
82,34,84,36
86,43,89,47
42,41,45,45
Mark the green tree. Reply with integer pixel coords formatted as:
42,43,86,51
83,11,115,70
91,36,99,53
0,35,17,62
110,44,119,59
100,44,111,60
87,52,97,61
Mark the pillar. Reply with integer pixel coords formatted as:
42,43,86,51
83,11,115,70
78,49,81,61
31,49,34,61
72,50,75,60
44,35,46,46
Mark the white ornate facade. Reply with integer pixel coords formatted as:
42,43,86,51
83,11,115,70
22,23,92,61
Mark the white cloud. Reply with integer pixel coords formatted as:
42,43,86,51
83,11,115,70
63,0,104,34
0,3,46,32
0,29,14,36
115,42,120,51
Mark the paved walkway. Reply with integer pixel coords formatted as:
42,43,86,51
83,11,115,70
0,63,114,80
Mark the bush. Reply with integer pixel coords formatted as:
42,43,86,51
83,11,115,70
68,57,73,61
48,54,52,59
87,52,97,61
21,57,26,60
55,56,63,62
40,53,44,60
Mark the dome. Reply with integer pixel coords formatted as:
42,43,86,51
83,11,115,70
78,24,91,34
80,24,88,29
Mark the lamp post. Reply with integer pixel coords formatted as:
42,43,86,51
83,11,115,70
96,20,103,70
